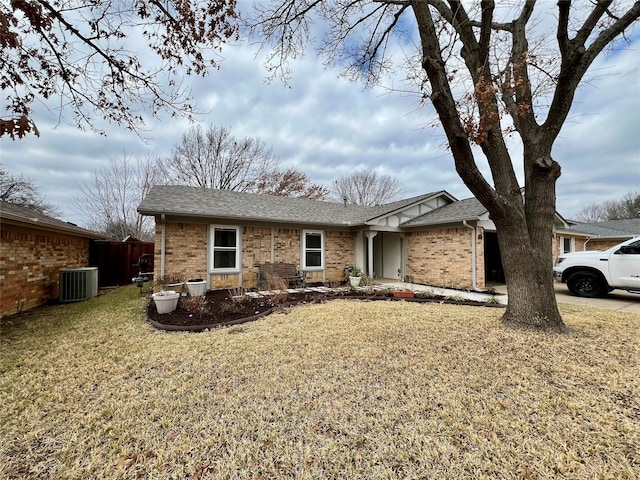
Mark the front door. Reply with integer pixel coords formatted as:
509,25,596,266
372,232,403,280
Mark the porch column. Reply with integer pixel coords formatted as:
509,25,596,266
365,231,378,278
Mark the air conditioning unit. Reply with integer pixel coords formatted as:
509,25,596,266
60,267,99,303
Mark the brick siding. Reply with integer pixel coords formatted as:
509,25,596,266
154,222,208,284
404,227,485,290
553,234,624,260
582,239,625,251
324,230,354,283
0,225,90,318
156,222,354,290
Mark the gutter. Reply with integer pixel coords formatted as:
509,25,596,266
0,212,104,239
138,209,360,228
462,221,482,292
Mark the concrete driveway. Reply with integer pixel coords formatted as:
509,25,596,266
494,283,640,314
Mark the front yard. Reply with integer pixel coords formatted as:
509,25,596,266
1,286,638,479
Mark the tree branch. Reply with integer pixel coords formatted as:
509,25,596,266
543,1,640,145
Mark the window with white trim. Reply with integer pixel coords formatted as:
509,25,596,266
210,226,240,272
302,230,324,270
560,236,574,254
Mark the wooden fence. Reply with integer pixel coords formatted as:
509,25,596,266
89,239,154,288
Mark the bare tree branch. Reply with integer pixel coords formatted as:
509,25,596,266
332,169,404,206
74,154,163,240
1,0,238,138
0,165,60,216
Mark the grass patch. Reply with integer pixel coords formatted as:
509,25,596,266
1,286,638,479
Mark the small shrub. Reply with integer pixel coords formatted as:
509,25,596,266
446,295,466,302
227,287,246,300
180,295,208,317
262,275,289,303
218,301,243,315
359,274,373,287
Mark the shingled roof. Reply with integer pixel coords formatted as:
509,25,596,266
137,185,446,227
565,218,640,238
401,197,488,226
0,201,103,238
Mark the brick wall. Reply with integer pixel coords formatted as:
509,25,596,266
156,222,354,290
0,224,91,317
583,239,624,251
404,227,485,290
553,234,624,260
242,226,276,289
154,222,208,284
325,230,354,283
243,227,353,287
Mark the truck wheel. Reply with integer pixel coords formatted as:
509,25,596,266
567,271,606,298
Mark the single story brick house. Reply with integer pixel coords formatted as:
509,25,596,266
138,185,575,291
553,218,640,257
0,201,103,317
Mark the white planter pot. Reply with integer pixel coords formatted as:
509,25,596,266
349,276,362,287
186,279,207,297
152,291,180,314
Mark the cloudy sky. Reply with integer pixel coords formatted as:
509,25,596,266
1,2,639,227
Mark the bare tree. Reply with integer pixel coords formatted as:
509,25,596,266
163,124,328,198
75,154,163,241
255,167,329,200
576,191,640,221
575,204,609,223
332,169,404,206
162,125,279,192
248,1,640,331
0,165,60,216
1,0,238,139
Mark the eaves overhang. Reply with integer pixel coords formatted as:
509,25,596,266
139,209,363,229
0,212,104,239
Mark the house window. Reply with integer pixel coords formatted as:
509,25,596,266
561,237,574,254
302,230,324,270
210,226,240,272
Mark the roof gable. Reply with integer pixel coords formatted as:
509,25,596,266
401,197,488,227
364,191,457,228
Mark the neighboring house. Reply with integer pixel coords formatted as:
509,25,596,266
553,218,640,257
0,201,103,318
137,185,569,292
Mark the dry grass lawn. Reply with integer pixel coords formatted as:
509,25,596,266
1,286,638,479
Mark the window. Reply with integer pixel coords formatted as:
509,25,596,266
561,237,573,254
302,230,324,270
210,226,240,272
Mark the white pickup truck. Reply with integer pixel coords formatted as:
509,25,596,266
553,237,640,297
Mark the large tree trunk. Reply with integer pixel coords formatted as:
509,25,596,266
493,213,566,333
412,2,568,332
487,147,565,332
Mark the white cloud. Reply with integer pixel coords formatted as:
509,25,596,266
1,5,638,226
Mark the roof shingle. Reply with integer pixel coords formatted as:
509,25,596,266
0,201,102,238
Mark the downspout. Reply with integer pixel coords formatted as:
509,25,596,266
160,214,166,280
462,221,480,292
583,237,591,251
271,227,275,262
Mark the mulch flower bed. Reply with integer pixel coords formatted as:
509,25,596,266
147,286,504,331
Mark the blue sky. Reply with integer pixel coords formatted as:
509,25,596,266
1,2,638,226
